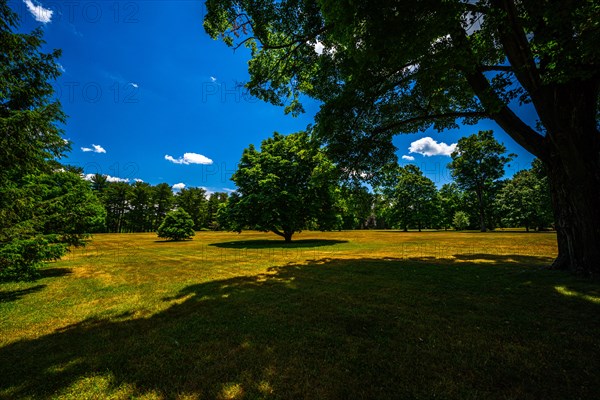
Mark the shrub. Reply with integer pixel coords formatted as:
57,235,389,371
157,209,195,241
453,211,470,231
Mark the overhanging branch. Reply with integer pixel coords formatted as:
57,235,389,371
373,111,488,135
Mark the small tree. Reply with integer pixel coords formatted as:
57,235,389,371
157,209,195,241
453,211,470,231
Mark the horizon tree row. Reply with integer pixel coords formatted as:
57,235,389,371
87,175,229,233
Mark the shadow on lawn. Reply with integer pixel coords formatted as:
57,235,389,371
0,284,47,304
1,257,599,399
210,238,348,249
452,253,555,265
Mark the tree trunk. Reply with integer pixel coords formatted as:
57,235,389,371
283,231,293,243
478,203,486,232
541,81,600,277
545,153,600,277
272,228,294,243
475,189,486,232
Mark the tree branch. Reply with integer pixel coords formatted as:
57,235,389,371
490,0,542,95
373,111,489,135
449,28,547,160
480,65,513,72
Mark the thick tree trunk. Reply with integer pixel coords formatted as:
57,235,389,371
542,82,600,277
545,152,600,277
272,228,294,243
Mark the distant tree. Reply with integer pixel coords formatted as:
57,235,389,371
157,209,195,241
495,159,553,231
152,183,174,230
438,183,464,230
453,211,470,231
175,187,208,230
219,131,339,242
448,131,514,232
127,181,154,232
90,173,109,193
0,3,77,280
379,164,438,231
206,192,229,230
337,184,373,230
103,182,131,233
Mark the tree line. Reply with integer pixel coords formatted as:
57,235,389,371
87,175,229,233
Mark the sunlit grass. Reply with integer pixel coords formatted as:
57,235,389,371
1,230,599,399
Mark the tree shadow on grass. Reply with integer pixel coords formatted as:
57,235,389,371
0,257,598,399
0,284,47,304
452,253,555,265
210,238,348,249
40,267,72,278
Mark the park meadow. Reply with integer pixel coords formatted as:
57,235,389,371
1,230,599,399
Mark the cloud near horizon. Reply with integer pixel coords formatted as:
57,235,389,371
165,152,213,165
23,0,53,23
401,155,415,161
172,183,186,190
408,137,457,157
81,144,107,154
83,174,129,183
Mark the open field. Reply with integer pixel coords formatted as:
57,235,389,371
1,230,599,399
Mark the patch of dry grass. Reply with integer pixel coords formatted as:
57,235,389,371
1,230,599,399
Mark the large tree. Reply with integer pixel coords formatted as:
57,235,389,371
448,130,513,232
0,2,81,280
220,131,339,242
204,0,600,275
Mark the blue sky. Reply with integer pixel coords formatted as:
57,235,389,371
13,0,537,192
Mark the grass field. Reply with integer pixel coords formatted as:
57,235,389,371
1,230,599,399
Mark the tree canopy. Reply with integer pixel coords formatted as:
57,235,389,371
219,131,339,242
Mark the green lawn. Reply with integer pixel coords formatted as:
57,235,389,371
1,230,599,399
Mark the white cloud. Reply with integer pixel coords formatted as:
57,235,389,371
408,137,457,157
401,155,415,161
172,183,186,190
83,174,129,183
313,41,325,55
210,76,217,82
81,144,107,154
165,152,213,165
23,0,53,23
57,63,66,73
105,175,129,183
134,178,144,183
129,82,139,88
222,188,236,193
